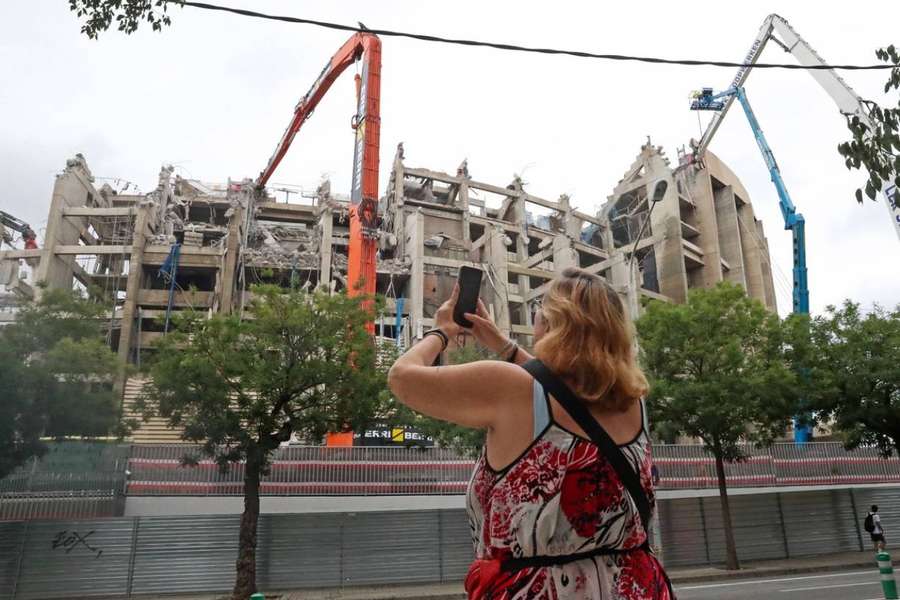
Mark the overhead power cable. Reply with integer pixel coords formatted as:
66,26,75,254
178,1,894,71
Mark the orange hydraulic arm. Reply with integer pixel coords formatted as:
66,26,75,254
256,32,382,310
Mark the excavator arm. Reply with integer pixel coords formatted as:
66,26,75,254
0,209,38,249
257,32,382,301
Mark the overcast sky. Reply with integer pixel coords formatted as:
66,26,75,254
2,1,898,316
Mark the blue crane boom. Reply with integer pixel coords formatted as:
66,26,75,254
691,86,811,442
692,87,809,314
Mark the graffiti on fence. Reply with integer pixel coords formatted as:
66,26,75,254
51,529,103,558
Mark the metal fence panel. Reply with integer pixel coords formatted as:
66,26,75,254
256,512,343,590
698,494,787,564
130,515,239,595
0,494,120,523
851,487,900,549
657,498,708,567
13,518,133,600
5,489,900,595
0,523,25,600
781,490,860,557
341,510,442,586
439,509,474,582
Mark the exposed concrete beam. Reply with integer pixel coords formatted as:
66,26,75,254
62,207,136,217
525,247,554,269
572,210,604,227
402,200,464,215
467,180,520,200
138,288,214,307
143,252,221,268
147,244,224,256
572,241,608,259
55,245,131,255
0,249,41,260
470,215,519,235
404,167,461,185
423,255,466,269
507,263,556,280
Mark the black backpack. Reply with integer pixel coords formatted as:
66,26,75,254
864,513,876,533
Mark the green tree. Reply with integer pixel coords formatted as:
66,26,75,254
838,45,900,209
808,301,900,455
68,0,183,39
0,288,123,479
636,282,800,570
138,285,389,600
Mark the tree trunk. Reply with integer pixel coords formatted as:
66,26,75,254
714,451,740,570
233,453,261,600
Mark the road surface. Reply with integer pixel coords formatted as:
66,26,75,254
675,567,889,600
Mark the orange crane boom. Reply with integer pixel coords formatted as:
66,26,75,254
256,32,382,310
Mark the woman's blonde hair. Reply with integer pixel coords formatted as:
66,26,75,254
533,267,648,411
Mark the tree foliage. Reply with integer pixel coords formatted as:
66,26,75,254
838,45,900,209
0,289,123,479
138,285,390,599
636,282,801,569
637,283,800,457
808,301,900,456
68,0,183,39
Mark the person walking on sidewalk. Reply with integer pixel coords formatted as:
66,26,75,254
866,505,887,551
389,268,673,599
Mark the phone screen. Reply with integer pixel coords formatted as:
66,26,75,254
453,266,483,328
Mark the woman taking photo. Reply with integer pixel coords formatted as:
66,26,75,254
388,267,673,599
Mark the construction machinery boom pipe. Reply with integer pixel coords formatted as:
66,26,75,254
691,13,900,241
256,32,382,307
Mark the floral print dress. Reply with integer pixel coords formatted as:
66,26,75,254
465,380,672,599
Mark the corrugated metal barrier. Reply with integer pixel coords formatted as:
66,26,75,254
1,487,899,598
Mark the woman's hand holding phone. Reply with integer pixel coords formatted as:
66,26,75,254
464,299,508,354
434,284,465,338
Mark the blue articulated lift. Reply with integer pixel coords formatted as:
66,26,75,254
691,86,812,442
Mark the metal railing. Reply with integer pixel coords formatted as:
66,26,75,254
123,442,900,496
127,445,473,496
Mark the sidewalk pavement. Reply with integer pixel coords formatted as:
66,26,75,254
136,550,879,600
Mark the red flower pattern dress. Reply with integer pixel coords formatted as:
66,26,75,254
465,381,672,599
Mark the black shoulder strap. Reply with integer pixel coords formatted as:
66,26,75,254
522,359,651,533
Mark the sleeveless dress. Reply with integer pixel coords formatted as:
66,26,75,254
465,379,672,599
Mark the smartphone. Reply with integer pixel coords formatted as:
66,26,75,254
453,265,483,328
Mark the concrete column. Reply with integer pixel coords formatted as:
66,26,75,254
116,207,149,369
552,234,577,274
219,205,243,313
393,146,406,257
484,225,511,334
35,164,97,296
513,193,531,329
404,209,424,339
458,174,471,245
713,185,747,288
737,203,768,308
318,205,333,290
688,170,725,290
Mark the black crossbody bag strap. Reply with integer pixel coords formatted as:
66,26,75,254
522,359,651,533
